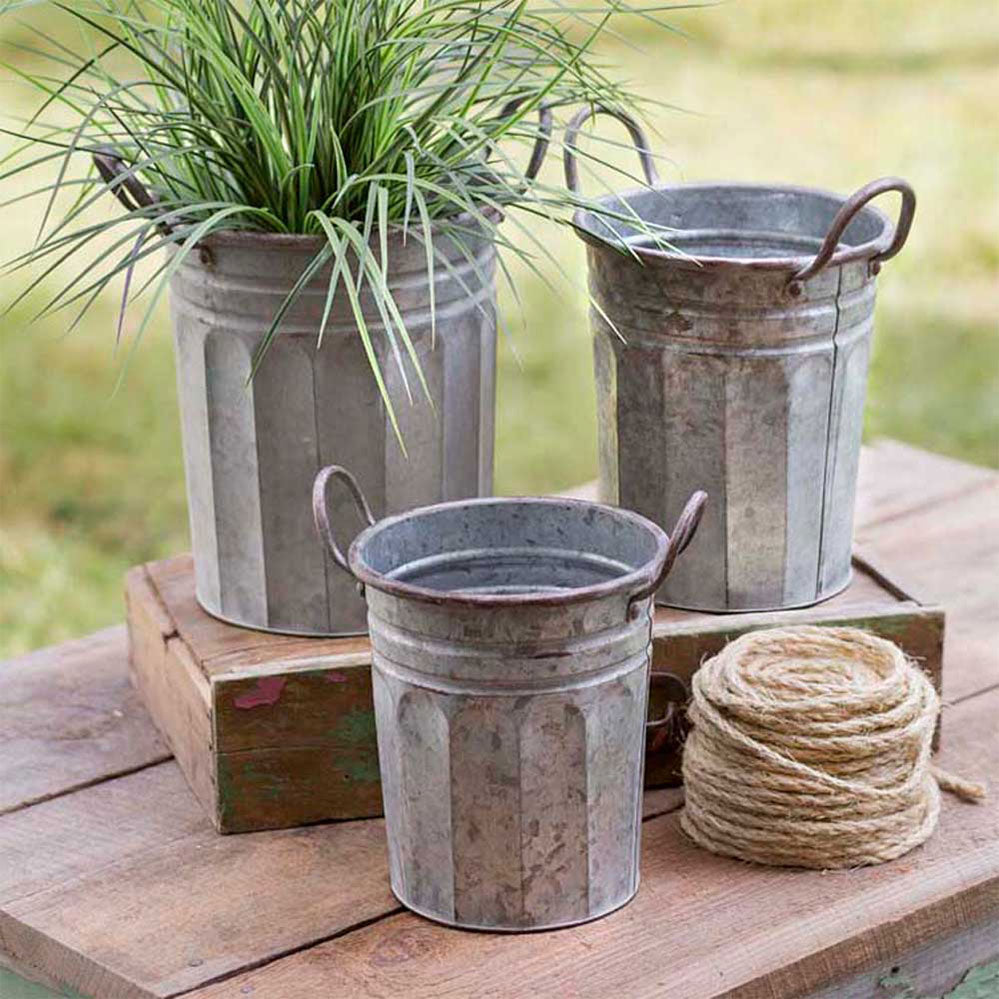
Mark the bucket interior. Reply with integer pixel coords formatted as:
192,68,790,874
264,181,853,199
356,500,661,597
578,185,890,263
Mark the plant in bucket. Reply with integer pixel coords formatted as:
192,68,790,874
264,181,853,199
313,465,707,931
566,106,918,613
1,0,679,636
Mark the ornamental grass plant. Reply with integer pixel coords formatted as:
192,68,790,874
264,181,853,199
0,0,680,434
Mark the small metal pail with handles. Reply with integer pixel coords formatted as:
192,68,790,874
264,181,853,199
566,106,916,612
313,466,706,931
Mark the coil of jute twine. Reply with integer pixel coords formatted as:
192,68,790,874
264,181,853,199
680,626,986,869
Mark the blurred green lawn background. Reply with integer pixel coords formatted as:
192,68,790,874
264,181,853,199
1,0,998,658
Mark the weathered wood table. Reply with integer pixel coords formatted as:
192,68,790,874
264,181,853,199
2,440,997,999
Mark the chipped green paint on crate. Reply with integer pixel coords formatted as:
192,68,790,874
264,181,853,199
238,760,289,802
331,707,380,783
215,664,378,754
215,744,383,833
338,746,381,784
844,613,942,643
331,707,377,746
946,961,999,999
215,752,236,816
213,699,382,832
0,968,86,999
878,966,919,998
878,960,999,998
127,557,387,832
210,667,383,830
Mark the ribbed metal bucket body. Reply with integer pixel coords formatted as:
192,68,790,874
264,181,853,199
580,183,901,611
169,226,496,635
351,497,668,931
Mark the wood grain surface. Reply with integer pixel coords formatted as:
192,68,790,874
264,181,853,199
0,626,168,816
856,483,999,702
127,568,217,825
853,439,997,530
144,556,369,676
184,688,999,999
1,441,996,999
0,741,685,999
0,762,397,998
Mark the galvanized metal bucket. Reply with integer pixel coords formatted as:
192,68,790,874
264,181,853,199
168,225,497,636
313,465,706,931
94,116,547,635
566,107,916,612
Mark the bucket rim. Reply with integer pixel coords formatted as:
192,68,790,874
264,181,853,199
570,180,894,272
191,205,503,251
347,494,671,609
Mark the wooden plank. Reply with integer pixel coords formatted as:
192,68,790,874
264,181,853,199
855,439,997,530
0,626,168,816
126,568,217,826
212,652,380,832
144,557,368,676
0,765,205,909
0,762,396,999
805,911,999,999
213,659,375,753
0,770,680,999
0,606,681,998
0,440,991,998
215,741,381,833
1,952,89,998
131,561,383,832
855,479,999,703
185,688,999,999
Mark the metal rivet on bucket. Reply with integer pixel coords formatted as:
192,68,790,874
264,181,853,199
314,466,706,932
566,105,916,612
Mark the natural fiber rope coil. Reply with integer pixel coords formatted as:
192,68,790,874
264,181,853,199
680,626,985,869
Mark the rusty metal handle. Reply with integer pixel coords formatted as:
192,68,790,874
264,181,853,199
92,146,168,223
628,490,708,613
790,177,916,285
563,104,660,193
646,670,689,753
499,97,553,181
312,465,376,580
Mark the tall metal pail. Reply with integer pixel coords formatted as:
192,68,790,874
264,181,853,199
566,107,916,612
313,466,706,931
167,225,497,636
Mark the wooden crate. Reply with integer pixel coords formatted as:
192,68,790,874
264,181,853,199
126,557,377,834
126,550,943,833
